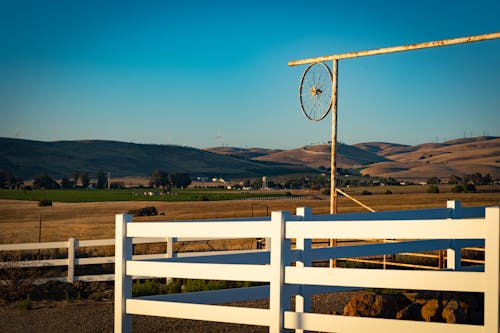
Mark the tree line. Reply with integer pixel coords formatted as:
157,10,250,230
0,169,111,190
149,170,192,189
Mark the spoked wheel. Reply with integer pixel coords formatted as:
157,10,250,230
299,62,333,121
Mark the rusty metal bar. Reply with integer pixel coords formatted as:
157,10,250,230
288,32,500,66
336,188,376,212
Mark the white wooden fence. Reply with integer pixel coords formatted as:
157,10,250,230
115,201,499,332
0,236,178,283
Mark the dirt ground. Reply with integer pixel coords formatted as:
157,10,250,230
0,290,361,333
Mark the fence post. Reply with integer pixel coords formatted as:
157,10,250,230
447,200,461,218
269,211,289,333
67,237,75,283
166,237,174,283
295,207,312,333
446,200,462,270
484,206,500,332
115,214,133,333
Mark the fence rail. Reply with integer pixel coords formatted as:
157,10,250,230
113,200,499,332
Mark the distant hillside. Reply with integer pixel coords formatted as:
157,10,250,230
356,136,500,180
204,147,282,160
2,136,498,182
0,138,313,180
252,143,388,169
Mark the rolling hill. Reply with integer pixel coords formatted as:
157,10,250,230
1,136,498,182
0,138,313,180
251,143,388,169
204,147,282,160
355,136,500,180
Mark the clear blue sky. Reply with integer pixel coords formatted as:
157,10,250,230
1,0,499,149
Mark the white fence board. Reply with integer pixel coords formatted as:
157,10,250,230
0,241,68,251
126,221,271,238
286,219,486,239
283,312,483,333
311,239,451,261
139,285,270,304
285,267,485,292
126,299,272,326
126,261,272,282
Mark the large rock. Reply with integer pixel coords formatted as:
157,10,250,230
343,293,408,318
442,299,467,324
421,298,441,322
342,291,483,325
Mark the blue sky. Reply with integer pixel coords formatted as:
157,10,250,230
0,0,499,149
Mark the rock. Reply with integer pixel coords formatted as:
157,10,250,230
343,293,401,318
421,298,441,322
341,291,483,325
442,299,467,323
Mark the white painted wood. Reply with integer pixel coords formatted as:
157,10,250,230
0,241,68,251
286,219,486,239
159,250,269,264
126,299,272,326
126,221,271,238
126,261,272,282
67,237,75,283
138,285,270,304
285,267,485,292
484,206,500,332
295,207,312,333
283,312,483,333
311,239,451,261
114,213,133,333
269,211,289,333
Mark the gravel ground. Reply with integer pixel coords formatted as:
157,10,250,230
0,291,361,333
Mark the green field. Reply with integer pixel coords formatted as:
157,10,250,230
0,188,291,203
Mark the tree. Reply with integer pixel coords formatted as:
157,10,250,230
73,171,80,187
427,185,440,193
168,173,192,188
80,172,90,188
0,172,5,189
150,170,169,189
96,169,107,189
33,173,60,189
452,183,477,193
0,171,22,189
448,175,461,185
60,176,74,189
426,177,441,185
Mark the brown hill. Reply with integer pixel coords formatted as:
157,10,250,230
252,143,388,169
204,147,282,159
358,136,500,181
0,138,312,179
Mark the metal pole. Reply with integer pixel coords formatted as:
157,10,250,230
330,59,338,214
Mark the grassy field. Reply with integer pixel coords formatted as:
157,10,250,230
0,188,289,203
0,185,498,244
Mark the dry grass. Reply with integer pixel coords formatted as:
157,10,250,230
0,189,499,244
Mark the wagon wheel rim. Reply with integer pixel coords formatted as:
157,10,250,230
299,62,333,121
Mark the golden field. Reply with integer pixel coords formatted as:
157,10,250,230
0,187,499,244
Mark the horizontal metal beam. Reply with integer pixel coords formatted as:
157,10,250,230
288,32,500,66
